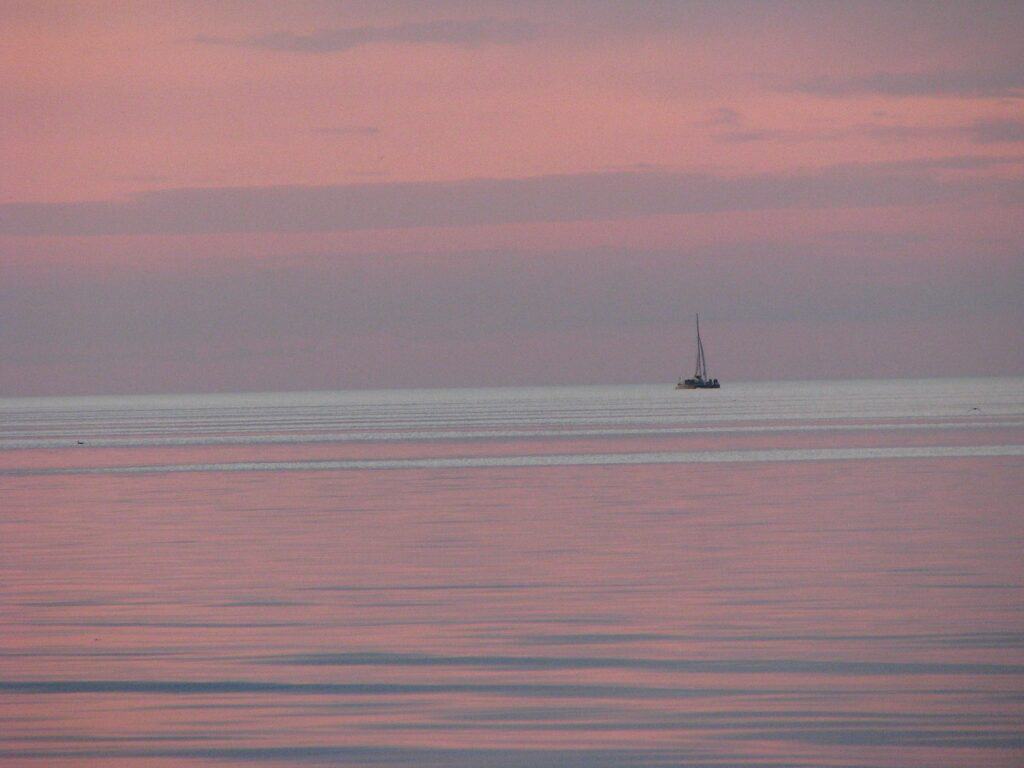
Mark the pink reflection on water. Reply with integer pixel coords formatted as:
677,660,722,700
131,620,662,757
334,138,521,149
2,428,1023,766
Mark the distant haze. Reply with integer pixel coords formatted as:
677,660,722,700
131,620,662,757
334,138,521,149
1,1,1022,395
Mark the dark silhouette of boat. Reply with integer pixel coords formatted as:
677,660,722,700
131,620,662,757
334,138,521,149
677,314,720,389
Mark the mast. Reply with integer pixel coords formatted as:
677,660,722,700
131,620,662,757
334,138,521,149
699,315,708,379
694,313,706,379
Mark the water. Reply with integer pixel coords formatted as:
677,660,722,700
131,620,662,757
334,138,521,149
2,378,1023,767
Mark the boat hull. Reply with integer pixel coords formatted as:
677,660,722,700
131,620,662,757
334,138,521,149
677,378,720,389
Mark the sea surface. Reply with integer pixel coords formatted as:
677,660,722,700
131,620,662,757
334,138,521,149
2,378,1023,767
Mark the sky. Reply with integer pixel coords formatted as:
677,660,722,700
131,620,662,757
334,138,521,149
1,0,1022,396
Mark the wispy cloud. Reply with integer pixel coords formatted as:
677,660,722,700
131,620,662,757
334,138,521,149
790,66,1024,99
699,107,742,128
312,126,381,137
196,18,538,54
972,118,1024,143
698,107,832,144
714,129,787,144
861,119,1024,144
704,111,1024,146
3,161,1021,237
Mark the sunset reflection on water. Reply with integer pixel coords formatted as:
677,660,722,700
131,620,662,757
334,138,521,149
2,380,1023,766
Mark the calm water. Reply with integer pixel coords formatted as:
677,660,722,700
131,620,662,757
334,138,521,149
2,378,1023,767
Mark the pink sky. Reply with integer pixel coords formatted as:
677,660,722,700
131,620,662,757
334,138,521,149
2,1,1022,395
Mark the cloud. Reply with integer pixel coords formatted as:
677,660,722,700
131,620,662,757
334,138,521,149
860,154,1024,171
972,118,1024,143
790,65,1024,98
700,107,742,128
2,161,1021,237
860,119,1024,144
312,126,381,137
697,108,788,143
196,18,537,53
857,124,958,142
705,115,1024,146
714,129,786,143
696,108,846,145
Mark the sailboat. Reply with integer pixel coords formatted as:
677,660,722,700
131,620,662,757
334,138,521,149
677,314,720,389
